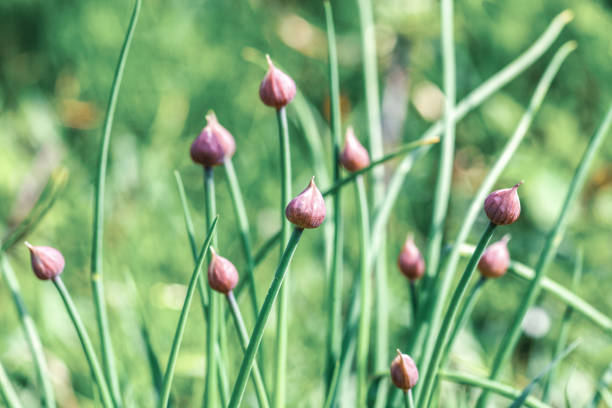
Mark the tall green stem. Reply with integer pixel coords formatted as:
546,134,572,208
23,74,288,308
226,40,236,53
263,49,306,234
274,107,292,408
228,228,304,408
0,255,55,408
226,292,271,408
53,277,114,408
355,176,371,407
323,1,344,393
90,1,141,405
159,217,218,408
476,104,612,408
0,361,22,408
418,223,497,407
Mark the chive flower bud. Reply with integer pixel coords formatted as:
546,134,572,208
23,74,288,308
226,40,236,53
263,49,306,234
397,235,425,281
190,113,229,167
206,112,236,159
484,181,523,225
340,126,370,172
478,235,511,279
25,242,65,280
285,177,326,229
207,248,239,294
259,55,296,110
390,349,419,391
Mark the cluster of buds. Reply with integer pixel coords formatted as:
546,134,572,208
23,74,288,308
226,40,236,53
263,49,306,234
397,235,425,282
285,177,326,229
390,349,419,391
25,242,65,280
190,112,236,167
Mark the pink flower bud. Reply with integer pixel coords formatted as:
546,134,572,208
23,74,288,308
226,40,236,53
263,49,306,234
478,235,511,278
190,116,226,167
205,112,236,159
285,177,326,229
484,182,523,225
390,349,419,391
259,55,296,110
25,242,65,280
340,127,370,172
397,235,425,281
207,248,239,294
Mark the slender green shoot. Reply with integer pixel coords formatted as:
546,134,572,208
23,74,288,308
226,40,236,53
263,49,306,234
438,370,550,408
228,228,304,408
226,292,271,408
158,216,218,408
588,361,612,408
0,255,56,408
0,361,22,408
542,249,582,402
405,390,415,408
52,276,114,408
323,0,344,393
509,341,580,408
355,176,371,407
477,104,612,408
409,282,418,320
418,223,497,407
90,0,141,404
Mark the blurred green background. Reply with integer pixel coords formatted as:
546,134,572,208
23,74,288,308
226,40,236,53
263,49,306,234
1,0,611,406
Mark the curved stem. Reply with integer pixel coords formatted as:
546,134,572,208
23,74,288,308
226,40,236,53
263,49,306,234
274,107,292,408
0,361,22,408
53,276,114,408
355,176,371,407
228,228,303,408
90,1,141,405
418,223,496,407
159,217,218,407
226,292,271,408
0,255,55,408
477,104,612,408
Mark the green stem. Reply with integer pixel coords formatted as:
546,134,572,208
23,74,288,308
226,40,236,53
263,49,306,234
541,248,582,403
438,370,550,408
226,292,271,408
409,281,418,321
53,276,114,408
415,40,576,396
355,176,371,407
476,104,612,408
228,228,304,408
418,223,497,407
159,217,218,408
323,0,344,394
223,160,259,318
274,107,292,408
204,167,220,408
0,255,55,408
90,1,141,405
0,361,22,408
588,361,612,408
405,390,415,408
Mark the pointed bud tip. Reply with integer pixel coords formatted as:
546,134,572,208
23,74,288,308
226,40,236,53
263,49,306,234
390,351,419,391
478,236,511,279
259,56,296,109
208,251,239,294
484,183,522,225
340,127,370,172
285,178,326,229
25,244,65,280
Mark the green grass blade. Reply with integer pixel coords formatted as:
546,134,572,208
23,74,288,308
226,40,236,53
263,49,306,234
90,1,142,404
0,361,23,408
509,341,580,408
0,255,56,408
438,371,550,408
588,361,612,408
159,216,218,408
228,228,304,408
477,104,612,407
323,0,345,394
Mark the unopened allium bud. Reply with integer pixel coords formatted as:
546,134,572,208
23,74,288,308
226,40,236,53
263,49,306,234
397,236,425,281
205,112,236,159
259,55,296,110
484,182,523,225
285,177,326,229
340,127,370,172
390,349,419,391
25,242,65,280
478,235,511,278
190,116,226,167
208,248,239,294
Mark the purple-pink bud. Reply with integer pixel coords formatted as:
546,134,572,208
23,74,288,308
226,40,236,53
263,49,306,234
478,235,511,278
25,242,65,280
484,182,523,225
259,55,296,110
390,349,419,391
285,177,326,229
190,116,226,167
397,235,425,281
206,112,236,159
207,248,239,294
340,127,370,172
